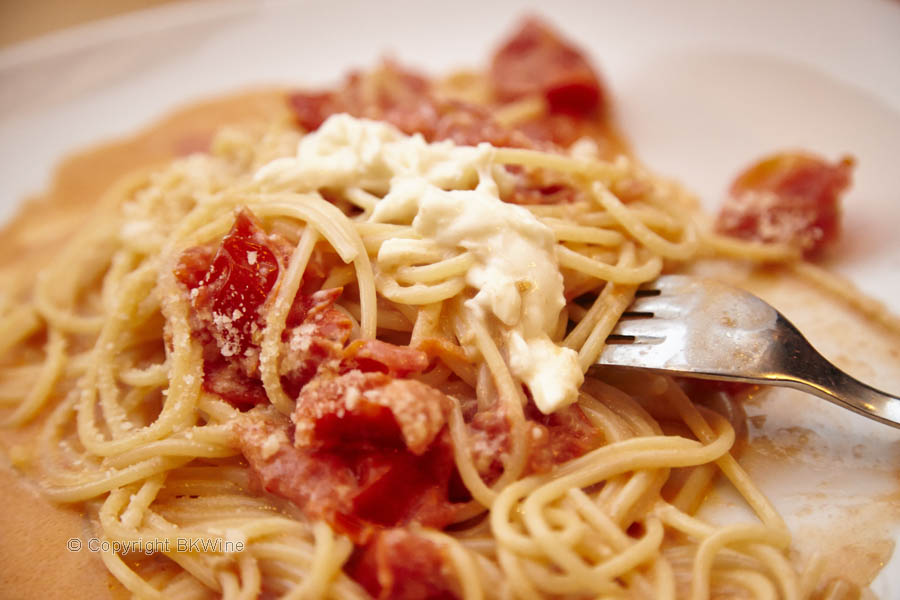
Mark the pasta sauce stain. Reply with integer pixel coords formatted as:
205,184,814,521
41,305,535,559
688,259,900,593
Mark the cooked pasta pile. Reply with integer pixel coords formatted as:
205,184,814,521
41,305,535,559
1,17,890,600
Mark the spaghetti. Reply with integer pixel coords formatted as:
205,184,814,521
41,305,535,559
0,16,889,600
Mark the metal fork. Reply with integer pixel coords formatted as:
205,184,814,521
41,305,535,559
596,275,900,429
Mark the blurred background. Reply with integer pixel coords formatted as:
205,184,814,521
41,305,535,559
0,0,179,47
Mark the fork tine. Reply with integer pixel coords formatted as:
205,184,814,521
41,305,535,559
609,316,678,341
622,295,685,318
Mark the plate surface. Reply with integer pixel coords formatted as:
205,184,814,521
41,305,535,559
1,0,898,593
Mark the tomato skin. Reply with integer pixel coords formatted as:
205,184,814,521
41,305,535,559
176,209,280,358
490,16,604,116
202,210,280,352
344,529,460,600
235,373,459,543
286,15,611,153
288,91,334,132
342,339,430,377
716,152,855,258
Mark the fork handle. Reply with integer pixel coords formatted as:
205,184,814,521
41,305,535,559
774,316,900,429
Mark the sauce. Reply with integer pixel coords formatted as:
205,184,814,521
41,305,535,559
687,259,900,593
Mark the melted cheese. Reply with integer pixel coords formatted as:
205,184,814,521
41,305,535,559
255,115,583,413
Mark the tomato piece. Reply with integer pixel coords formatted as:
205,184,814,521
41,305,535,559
344,529,459,600
525,403,601,473
287,63,433,135
174,246,214,289
202,357,269,410
342,339,430,377
491,16,604,116
235,375,459,543
182,209,280,358
279,287,355,398
293,371,451,454
716,152,854,258
288,91,336,132
287,62,540,149
349,437,456,529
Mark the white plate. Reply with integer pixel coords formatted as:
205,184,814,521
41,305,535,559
2,0,899,594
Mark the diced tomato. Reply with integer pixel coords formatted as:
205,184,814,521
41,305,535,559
297,244,344,296
430,99,538,148
513,112,605,148
174,246,214,289
288,91,336,132
175,209,283,409
348,433,457,528
294,371,404,451
459,399,601,481
176,209,280,358
345,529,460,600
278,334,345,400
176,218,368,409
287,62,540,150
235,372,459,544
289,62,428,131
465,405,510,484
279,287,355,397
342,339,430,377
491,17,604,116
286,20,614,170
202,358,268,410
280,296,353,398
716,152,855,258
351,61,431,115
525,403,601,473
234,411,358,520
288,63,433,135
293,370,451,455
504,182,579,205
286,287,351,335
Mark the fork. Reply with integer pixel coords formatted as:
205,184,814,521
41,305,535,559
596,275,900,429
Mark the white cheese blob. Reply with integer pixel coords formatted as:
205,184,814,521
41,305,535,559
255,113,483,193
255,115,583,413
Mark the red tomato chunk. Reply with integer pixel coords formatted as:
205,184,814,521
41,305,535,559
716,152,854,258
175,208,279,359
288,63,537,149
287,17,609,156
345,529,459,600
234,372,459,543
491,16,604,116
